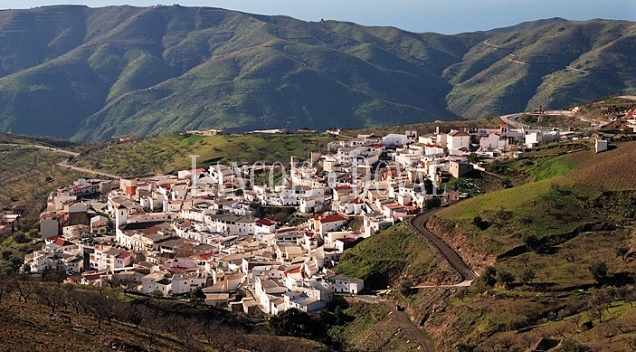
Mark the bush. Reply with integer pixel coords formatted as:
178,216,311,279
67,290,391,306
523,234,540,251
482,266,497,286
399,279,413,296
588,262,608,282
496,271,515,289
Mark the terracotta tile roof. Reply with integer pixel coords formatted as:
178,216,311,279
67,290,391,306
191,252,216,261
256,218,276,226
314,213,348,223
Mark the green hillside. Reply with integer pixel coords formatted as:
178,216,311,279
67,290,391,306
417,140,636,350
0,6,632,140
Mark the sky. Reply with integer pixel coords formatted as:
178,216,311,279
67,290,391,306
2,0,635,34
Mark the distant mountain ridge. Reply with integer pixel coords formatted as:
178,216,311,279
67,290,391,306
0,5,633,141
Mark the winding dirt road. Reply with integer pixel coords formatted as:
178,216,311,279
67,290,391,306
0,143,121,179
382,301,434,352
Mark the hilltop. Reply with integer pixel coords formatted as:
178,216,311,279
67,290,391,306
0,6,632,140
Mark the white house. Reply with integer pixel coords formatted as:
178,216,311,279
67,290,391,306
312,213,349,238
381,134,409,147
328,274,364,294
447,131,471,154
141,271,172,295
595,138,608,153
171,271,207,295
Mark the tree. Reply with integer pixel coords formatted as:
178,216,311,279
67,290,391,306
559,338,589,352
190,287,206,303
14,275,36,303
616,246,629,262
35,284,67,314
523,234,540,251
588,262,608,283
0,275,14,305
21,263,31,274
455,342,477,352
496,270,515,289
65,285,91,315
482,266,497,286
624,287,636,308
521,268,536,285
399,279,413,296
269,308,324,341
42,268,67,287
86,291,117,329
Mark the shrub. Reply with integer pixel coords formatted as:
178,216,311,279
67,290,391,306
588,262,608,282
496,270,515,289
482,266,497,286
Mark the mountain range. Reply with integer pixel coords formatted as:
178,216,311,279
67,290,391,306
0,5,633,141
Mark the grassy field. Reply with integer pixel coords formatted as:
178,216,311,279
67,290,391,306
437,141,636,253
417,139,636,350
0,146,87,215
517,113,592,129
336,223,460,289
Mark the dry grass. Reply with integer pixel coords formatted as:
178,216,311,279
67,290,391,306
566,140,636,191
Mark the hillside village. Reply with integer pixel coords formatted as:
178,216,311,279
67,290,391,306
23,121,605,315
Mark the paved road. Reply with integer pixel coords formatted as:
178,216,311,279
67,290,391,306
499,113,528,129
410,208,478,282
500,109,609,129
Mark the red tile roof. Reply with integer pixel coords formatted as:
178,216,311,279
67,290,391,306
192,252,216,261
117,251,131,259
70,185,90,191
334,185,351,191
54,238,73,247
314,213,348,223
284,266,302,274
256,218,276,226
